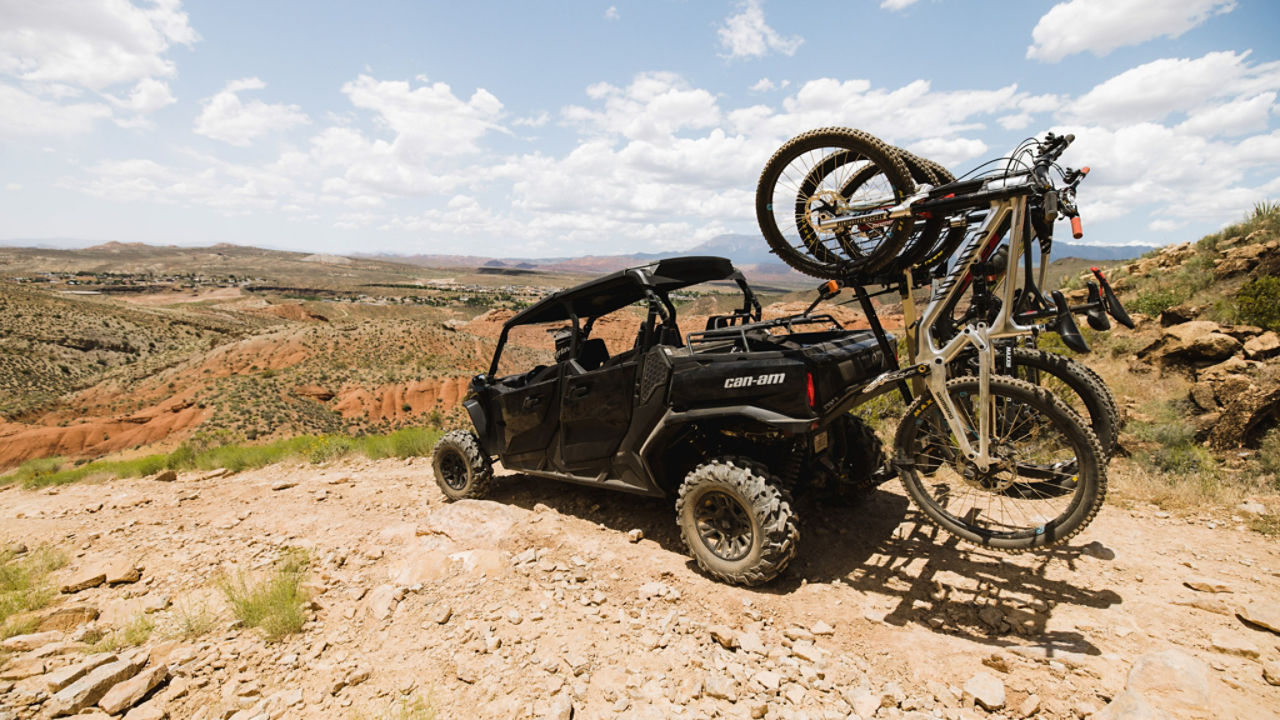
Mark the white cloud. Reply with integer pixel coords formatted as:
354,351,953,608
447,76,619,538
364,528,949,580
109,77,176,118
998,113,1033,130
880,0,921,9
0,0,197,90
749,78,777,93
1066,51,1280,126
0,82,111,134
1027,0,1236,63
341,74,504,158
4,183,21,191
562,72,721,143
717,0,803,60
1176,92,1276,138
47,55,1280,257
194,77,310,146
604,6,620,21
0,0,195,136
513,112,549,128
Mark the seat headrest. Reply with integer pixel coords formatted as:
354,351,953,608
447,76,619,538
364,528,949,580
579,338,609,371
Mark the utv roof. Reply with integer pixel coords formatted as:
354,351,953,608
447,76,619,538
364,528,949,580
506,256,737,327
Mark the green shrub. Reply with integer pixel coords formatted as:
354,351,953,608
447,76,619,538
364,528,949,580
1129,402,1217,475
3,426,443,488
1235,275,1280,331
1,546,68,638
219,548,310,641
1129,288,1185,317
1258,427,1280,483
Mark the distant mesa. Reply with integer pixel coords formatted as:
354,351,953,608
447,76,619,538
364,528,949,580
85,241,148,252
302,253,353,265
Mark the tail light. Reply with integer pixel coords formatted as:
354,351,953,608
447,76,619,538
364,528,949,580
806,372,815,408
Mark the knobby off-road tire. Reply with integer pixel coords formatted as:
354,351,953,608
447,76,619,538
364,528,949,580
955,346,1120,462
1002,347,1120,462
894,376,1106,552
821,414,890,503
676,457,799,586
756,127,915,281
431,430,494,501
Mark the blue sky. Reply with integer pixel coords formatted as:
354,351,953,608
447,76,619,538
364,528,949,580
1,0,1278,257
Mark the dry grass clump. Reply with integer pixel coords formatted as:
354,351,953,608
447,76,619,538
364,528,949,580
165,596,220,640
350,695,436,720
90,612,156,652
0,545,68,639
218,548,311,641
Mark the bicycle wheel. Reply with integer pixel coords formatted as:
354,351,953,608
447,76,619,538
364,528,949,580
756,127,915,280
867,148,945,281
790,145,939,279
894,376,1106,551
954,346,1120,462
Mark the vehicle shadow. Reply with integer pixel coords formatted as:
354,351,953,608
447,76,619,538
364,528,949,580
488,474,1120,656
778,489,1121,656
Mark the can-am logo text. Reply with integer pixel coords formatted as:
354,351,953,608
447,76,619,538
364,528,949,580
724,373,786,389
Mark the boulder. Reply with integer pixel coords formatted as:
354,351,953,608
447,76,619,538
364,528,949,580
43,653,118,693
36,605,99,632
61,566,107,594
365,584,397,621
150,470,177,483
104,558,142,585
415,500,527,551
1244,331,1280,360
99,663,169,715
46,655,145,716
1208,374,1280,449
1238,598,1280,634
0,630,62,652
392,550,450,585
1159,303,1200,326
1141,321,1243,367
1094,650,1212,720
0,655,46,681
963,671,1005,711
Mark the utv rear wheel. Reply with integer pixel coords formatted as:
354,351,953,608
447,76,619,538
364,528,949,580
828,414,890,501
432,430,493,501
676,457,798,586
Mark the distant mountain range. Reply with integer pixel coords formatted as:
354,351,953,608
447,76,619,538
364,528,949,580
357,234,1157,276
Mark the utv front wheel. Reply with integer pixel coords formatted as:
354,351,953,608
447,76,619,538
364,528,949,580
432,430,493,501
676,457,798,586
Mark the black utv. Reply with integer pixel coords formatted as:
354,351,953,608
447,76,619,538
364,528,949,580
431,256,895,585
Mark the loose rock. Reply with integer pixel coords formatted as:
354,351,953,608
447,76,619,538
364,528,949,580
963,671,1005,711
1238,598,1280,634
99,664,169,715
46,655,145,717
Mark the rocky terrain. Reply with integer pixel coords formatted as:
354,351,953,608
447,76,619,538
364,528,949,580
2,459,1279,720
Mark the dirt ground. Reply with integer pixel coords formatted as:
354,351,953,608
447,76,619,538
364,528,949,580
2,459,1278,719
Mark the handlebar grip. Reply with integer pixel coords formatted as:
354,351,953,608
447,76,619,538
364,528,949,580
1070,216,1083,239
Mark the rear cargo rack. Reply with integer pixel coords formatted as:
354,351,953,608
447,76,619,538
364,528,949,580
685,313,844,353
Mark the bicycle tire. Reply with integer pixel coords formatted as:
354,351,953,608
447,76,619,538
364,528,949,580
756,127,915,281
894,375,1106,552
865,147,945,282
954,346,1119,462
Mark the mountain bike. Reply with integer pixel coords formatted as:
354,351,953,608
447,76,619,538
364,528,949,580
757,128,1132,550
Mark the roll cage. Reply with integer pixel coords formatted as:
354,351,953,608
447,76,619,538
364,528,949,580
485,255,762,377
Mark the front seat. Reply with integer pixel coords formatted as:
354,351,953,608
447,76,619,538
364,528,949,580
578,338,609,371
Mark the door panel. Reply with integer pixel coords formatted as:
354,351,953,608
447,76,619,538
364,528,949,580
496,375,561,461
560,363,637,471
